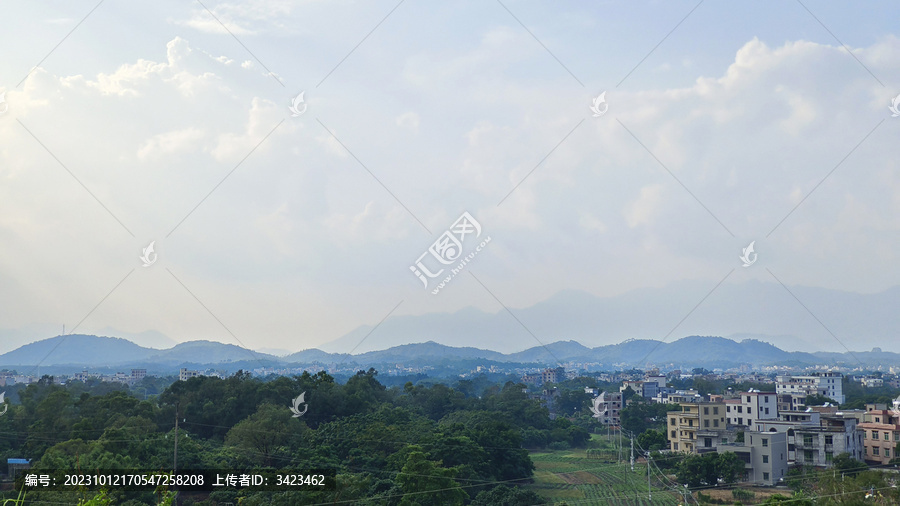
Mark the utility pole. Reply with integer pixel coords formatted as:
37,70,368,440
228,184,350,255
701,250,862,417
173,406,179,474
647,455,652,501
630,434,634,472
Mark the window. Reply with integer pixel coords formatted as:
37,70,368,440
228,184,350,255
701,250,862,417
804,435,813,445
705,438,712,447
763,455,769,463
804,450,813,462
825,435,833,445
714,419,719,427
713,407,719,415
722,438,728,444
865,446,869,455
738,406,743,413
704,407,709,415
762,438,768,447
670,418,676,425
874,447,880,456
704,420,709,428
748,407,753,414
895,432,900,441
727,405,731,412
763,472,769,481
765,396,769,403
671,430,676,438
873,431,880,440
886,432,891,440
886,448,891,458
876,417,881,423
673,443,678,450
826,452,833,462
765,407,770,415
746,396,751,402
689,420,694,427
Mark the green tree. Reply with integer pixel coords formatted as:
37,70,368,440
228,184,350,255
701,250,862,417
471,485,546,505
224,402,305,466
716,452,745,483
636,428,668,452
396,448,467,506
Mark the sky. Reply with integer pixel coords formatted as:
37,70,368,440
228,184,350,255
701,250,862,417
0,0,898,356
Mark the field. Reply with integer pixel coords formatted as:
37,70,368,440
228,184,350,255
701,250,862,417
525,434,686,505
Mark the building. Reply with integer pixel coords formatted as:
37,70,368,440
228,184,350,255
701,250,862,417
589,391,623,425
713,431,789,486
131,369,147,383
757,411,864,466
726,390,778,427
858,402,900,465
775,372,844,404
7,458,30,480
179,368,201,382
667,402,726,453
541,367,566,385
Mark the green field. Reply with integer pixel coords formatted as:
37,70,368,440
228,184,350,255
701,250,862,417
525,434,686,505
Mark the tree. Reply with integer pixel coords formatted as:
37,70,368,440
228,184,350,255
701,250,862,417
471,485,546,505
715,452,745,483
224,402,305,466
636,429,668,452
396,448,467,506
804,394,838,406
832,452,866,474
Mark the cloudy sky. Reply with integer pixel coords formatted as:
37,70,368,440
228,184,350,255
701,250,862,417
1,0,898,356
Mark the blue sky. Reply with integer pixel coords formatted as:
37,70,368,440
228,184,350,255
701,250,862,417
0,0,898,355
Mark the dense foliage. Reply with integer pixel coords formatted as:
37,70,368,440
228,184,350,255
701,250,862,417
0,370,593,504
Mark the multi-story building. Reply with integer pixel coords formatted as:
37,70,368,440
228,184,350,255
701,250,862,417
775,372,844,404
859,402,900,465
179,368,201,382
541,367,566,385
726,390,778,427
757,411,864,466
667,402,726,453
131,369,147,383
589,391,624,425
714,431,789,486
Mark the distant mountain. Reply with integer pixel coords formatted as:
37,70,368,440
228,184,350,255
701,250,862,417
0,333,893,373
0,334,156,367
321,280,900,354
0,335,278,368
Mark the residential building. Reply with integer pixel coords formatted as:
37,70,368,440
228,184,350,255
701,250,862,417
179,368,201,382
667,402,726,453
7,458,30,481
541,367,566,385
726,390,778,427
589,391,624,425
713,431,789,486
131,369,147,382
859,402,900,465
758,412,864,466
775,372,844,404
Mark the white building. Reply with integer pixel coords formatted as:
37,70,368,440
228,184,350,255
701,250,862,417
775,372,844,404
590,391,623,425
179,368,201,381
726,390,778,427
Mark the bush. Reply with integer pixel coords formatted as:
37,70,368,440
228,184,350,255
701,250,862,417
732,488,754,500
548,441,571,451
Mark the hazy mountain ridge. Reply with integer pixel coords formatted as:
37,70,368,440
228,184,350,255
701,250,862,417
321,281,900,354
0,334,889,371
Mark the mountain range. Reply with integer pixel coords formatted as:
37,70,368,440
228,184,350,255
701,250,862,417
320,280,900,354
0,334,894,374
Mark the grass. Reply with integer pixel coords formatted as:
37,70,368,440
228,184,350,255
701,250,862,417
525,434,685,505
